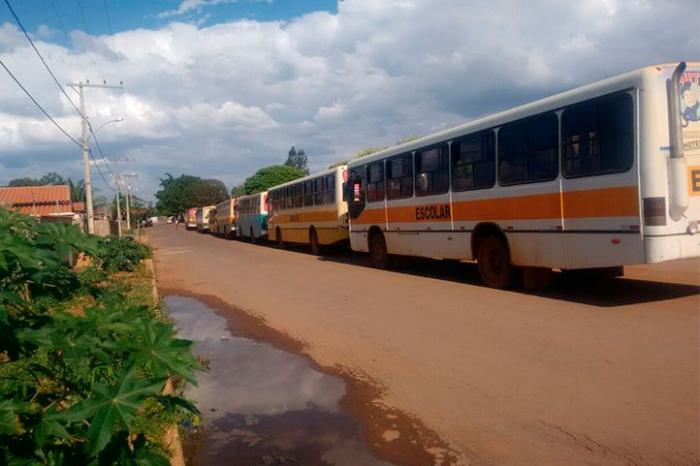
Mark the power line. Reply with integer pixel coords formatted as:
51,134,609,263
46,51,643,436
3,0,84,119
88,148,116,191
48,0,67,31
0,58,81,147
88,122,117,178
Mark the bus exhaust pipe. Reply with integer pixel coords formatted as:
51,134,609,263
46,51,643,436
667,61,688,221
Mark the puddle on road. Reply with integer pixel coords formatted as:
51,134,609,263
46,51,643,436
164,295,396,466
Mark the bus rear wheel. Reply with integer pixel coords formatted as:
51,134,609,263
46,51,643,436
309,228,320,255
477,235,512,289
369,231,390,269
276,228,286,249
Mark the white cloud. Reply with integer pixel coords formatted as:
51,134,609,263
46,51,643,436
157,0,238,19
0,0,697,200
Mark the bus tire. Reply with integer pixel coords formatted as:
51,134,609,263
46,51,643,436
476,235,512,289
309,228,320,255
369,231,390,269
277,227,286,249
249,227,256,244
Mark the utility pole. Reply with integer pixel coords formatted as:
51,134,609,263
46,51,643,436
67,80,124,234
112,169,136,232
114,175,122,238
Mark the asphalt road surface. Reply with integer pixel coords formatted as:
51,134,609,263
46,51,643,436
149,224,699,466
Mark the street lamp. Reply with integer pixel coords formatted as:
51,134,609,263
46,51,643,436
90,117,124,138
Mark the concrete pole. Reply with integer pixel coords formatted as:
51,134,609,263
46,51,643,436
115,186,122,238
125,183,131,231
78,84,95,234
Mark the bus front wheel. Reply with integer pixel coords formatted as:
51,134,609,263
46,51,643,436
369,231,390,269
477,235,512,289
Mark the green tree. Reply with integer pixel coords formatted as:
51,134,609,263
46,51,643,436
7,172,67,187
230,184,246,197
243,165,305,195
285,146,309,174
155,174,228,216
68,178,85,202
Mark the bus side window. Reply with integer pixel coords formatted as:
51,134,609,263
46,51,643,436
452,131,495,191
387,154,413,200
562,92,633,178
498,112,558,185
366,162,385,203
326,174,335,204
415,144,449,196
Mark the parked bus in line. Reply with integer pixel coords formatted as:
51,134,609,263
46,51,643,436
186,208,197,230
268,166,349,254
235,192,268,242
212,198,237,238
196,205,215,233
344,61,700,288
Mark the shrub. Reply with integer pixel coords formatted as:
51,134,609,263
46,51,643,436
96,236,151,273
0,208,199,465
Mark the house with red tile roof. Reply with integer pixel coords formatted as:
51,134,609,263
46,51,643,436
0,185,73,217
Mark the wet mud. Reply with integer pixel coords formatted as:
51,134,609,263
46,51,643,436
162,292,460,466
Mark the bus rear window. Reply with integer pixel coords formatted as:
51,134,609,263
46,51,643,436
562,92,633,177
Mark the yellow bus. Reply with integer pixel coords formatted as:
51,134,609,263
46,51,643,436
268,166,348,254
212,198,236,238
345,61,700,288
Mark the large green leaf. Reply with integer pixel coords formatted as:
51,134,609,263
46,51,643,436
66,367,166,457
0,400,22,435
131,321,199,384
34,408,71,449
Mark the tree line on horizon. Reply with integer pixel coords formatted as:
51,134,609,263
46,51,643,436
155,136,421,216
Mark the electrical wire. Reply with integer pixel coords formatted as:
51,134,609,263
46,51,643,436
3,0,85,119
0,58,81,147
87,122,117,178
88,148,116,191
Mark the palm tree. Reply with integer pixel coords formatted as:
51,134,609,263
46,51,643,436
68,179,85,203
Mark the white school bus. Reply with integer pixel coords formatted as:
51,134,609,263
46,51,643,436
195,205,215,232
345,62,700,288
268,166,349,254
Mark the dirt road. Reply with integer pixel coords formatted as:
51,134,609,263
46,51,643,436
149,224,699,466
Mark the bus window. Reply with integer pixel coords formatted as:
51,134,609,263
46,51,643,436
367,162,385,203
452,131,495,191
387,154,413,200
304,181,313,206
294,184,303,208
325,174,335,204
498,112,558,185
314,177,324,205
415,144,449,196
562,92,633,178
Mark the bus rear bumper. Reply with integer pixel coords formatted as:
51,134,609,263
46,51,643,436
644,233,700,264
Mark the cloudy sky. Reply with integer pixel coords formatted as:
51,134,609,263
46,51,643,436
0,0,697,200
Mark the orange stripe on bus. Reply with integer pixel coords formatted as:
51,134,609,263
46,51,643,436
270,209,340,223
351,186,638,225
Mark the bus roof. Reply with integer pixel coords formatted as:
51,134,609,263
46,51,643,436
235,191,267,201
267,165,346,192
347,61,697,168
